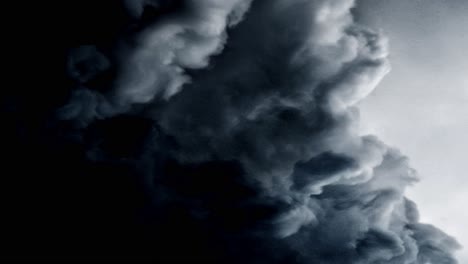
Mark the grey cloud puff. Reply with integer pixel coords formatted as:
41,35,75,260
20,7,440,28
60,0,252,124
56,0,460,263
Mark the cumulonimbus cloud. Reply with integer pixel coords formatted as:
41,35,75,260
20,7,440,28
5,0,460,263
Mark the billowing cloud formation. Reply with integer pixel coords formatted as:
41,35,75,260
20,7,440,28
2,0,460,263
60,0,253,125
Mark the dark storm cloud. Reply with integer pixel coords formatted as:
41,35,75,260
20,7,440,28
2,0,460,263
59,0,253,125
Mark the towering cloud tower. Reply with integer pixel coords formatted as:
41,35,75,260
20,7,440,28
1,0,460,263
